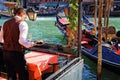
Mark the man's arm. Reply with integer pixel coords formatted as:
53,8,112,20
0,25,4,44
19,21,35,48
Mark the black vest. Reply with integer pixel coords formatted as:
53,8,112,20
3,18,24,52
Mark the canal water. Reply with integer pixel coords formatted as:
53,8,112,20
0,16,120,80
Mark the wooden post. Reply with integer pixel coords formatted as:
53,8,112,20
104,0,110,42
64,8,69,17
78,0,82,58
104,0,107,41
97,0,103,80
106,0,113,41
92,0,98,36
104,0,107,26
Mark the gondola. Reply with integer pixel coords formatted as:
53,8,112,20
55,9,94,39
81,30,120,74
55,9,120,74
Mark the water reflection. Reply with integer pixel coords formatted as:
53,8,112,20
82,55,120,80
82,55,96,80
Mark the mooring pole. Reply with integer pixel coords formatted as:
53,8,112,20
97,0,103,80
93,0,98,36
78,0,82,58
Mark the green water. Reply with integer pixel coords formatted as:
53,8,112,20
108,17,120,31
0,16,120,80
26,17,67,45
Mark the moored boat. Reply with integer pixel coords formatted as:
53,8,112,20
55,6,120,73
81,29,120,73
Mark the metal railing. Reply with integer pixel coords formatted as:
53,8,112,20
46,57,84,80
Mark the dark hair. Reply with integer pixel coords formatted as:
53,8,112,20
14,8,26,15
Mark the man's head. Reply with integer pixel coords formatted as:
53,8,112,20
14,8,27,21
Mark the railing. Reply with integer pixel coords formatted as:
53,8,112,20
45,58,84,80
